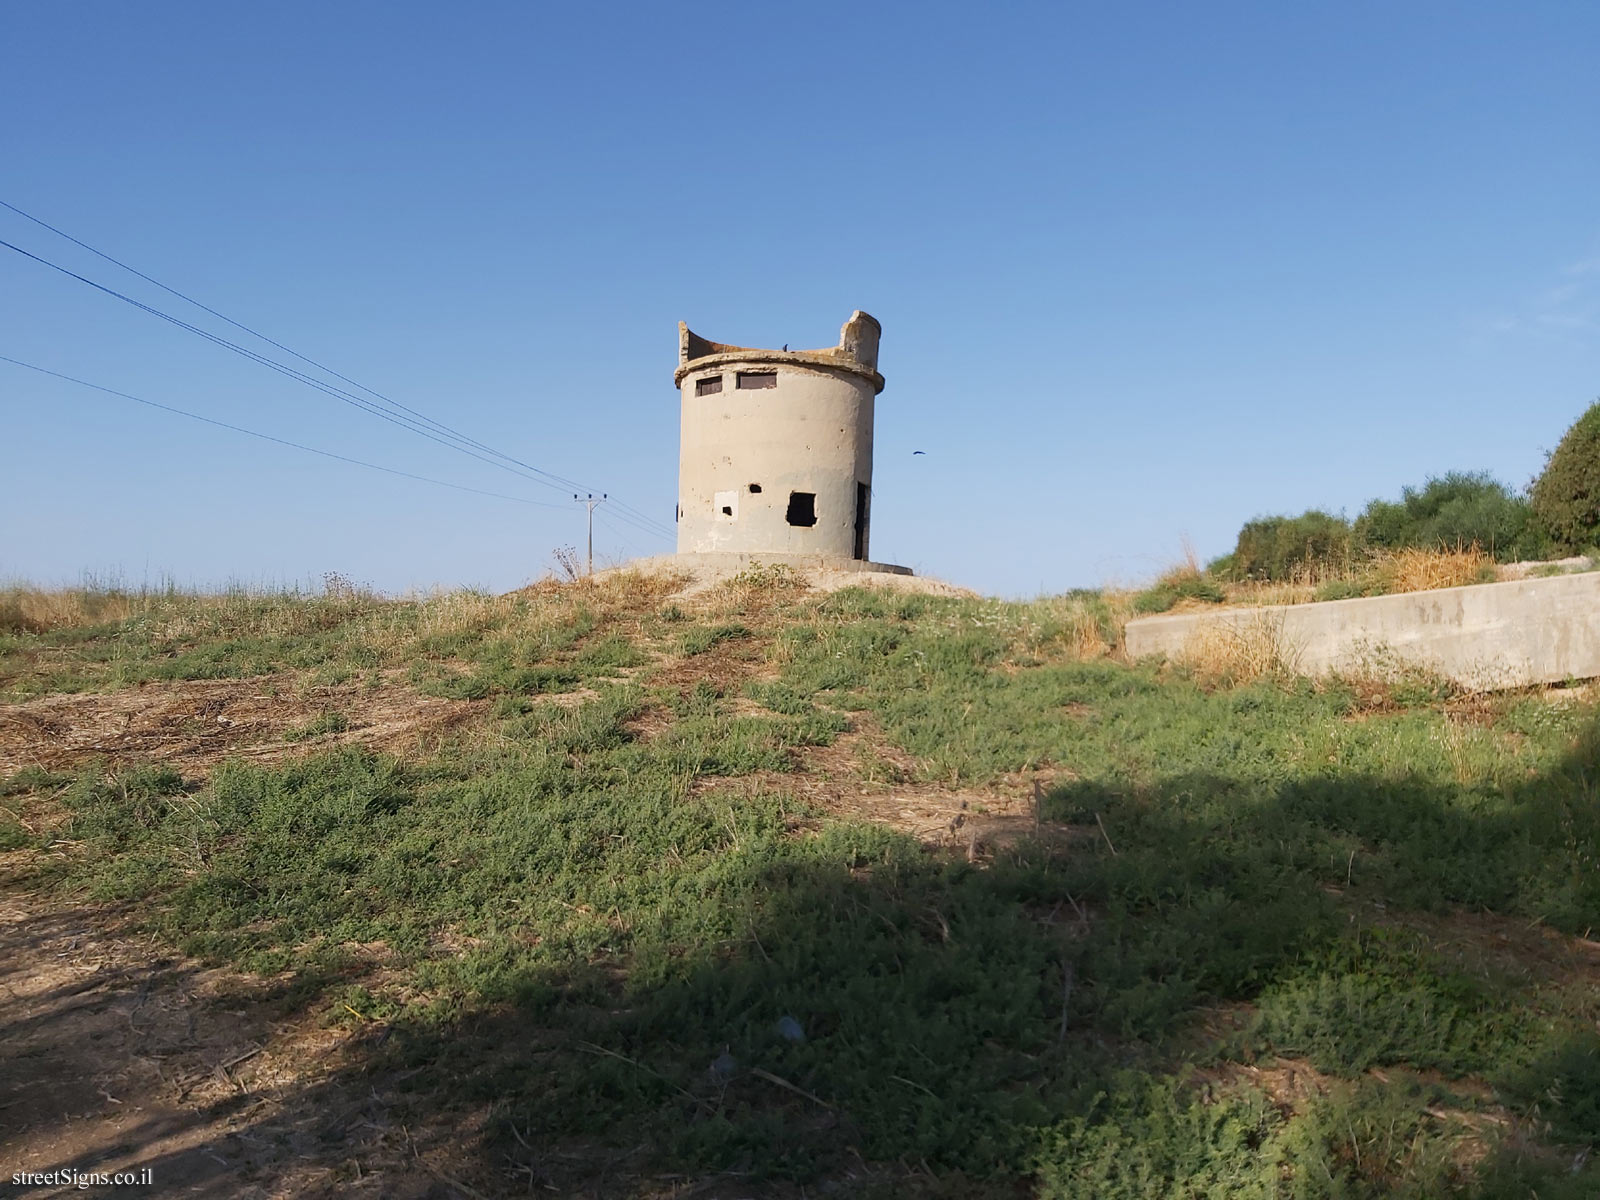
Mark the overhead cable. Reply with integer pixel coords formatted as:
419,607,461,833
0,354,571,510
0,234,668,543
0,204,674,538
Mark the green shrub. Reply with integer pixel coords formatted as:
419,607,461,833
1229,511,1354,581
1531,400,1600,553
1496,1029,1600,1145
63,765,187,851
1356,471,1543,562
1036,1077,1288,1199
1133,573,1226,614
1248,930,1513,1076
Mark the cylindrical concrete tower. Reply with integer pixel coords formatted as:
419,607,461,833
673,311,884,560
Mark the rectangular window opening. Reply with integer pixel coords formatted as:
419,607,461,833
695,375,723,396
786,491,817,527
736,371,777,390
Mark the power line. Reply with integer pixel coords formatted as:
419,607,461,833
0,354,571,511
0,232,665,545
0,203,675,538
0,237,575,492
0,198,580,487
0,239,505,457
594,508,650,558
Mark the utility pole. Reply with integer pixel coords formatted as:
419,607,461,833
574,493,606,576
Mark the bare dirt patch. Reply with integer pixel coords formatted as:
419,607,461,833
0,891,446,1198
641,608,1078,856
0,884,870,1199
695,713,1080,859
652,641,770,701
1378,906,1600,995
0,673,483,779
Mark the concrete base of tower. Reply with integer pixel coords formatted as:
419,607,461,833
622,552,913,577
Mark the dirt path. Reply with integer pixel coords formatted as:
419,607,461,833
0,890,471,1197
0,880,824,1199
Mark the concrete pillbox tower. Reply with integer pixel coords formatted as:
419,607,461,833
673,311,903,571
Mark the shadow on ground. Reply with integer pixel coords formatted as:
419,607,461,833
4,721,1599,1197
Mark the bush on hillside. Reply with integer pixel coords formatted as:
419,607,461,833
1531,400,1600,553
1355,471,1543,562
1133,569,1226,614
1227,511,1354,582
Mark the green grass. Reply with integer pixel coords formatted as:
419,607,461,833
678,621,752,656
0,815,31,850
3,582,1597,1195
1243,928,1529,1076
0,581,667,700
283,709,350,741
1133,572,1228,614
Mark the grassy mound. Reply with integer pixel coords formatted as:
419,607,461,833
2,575,1596,1195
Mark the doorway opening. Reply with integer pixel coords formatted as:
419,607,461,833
853,482,869,559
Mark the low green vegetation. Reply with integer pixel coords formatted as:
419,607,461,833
0,574,673,701
1532,398,1600,553
1218,473,1544,586
1132,567,1226,614
1214,399,1600,589
1355,471,1546,562
678,621,751,655
3,578,1597,1195
283,709,349,741
1223,508,1360,583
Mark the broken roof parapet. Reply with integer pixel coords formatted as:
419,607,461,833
674,310,884,393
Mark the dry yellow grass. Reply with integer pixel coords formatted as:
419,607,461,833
1,569,688,655
0,586,150,634
1220,580,1322,607
1178,611,1299,686
983,592,1136,663
1198,545,1498,611
699,562,808,615
1069,607,1117,659
1067,591,1135,659
1370,545,1495,594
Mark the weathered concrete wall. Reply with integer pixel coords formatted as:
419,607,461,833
1124,571,1600,689
673,312,881,561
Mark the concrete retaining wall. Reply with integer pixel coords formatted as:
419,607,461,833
1123,571,1600,689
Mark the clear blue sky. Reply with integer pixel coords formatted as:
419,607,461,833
4,1,1597,596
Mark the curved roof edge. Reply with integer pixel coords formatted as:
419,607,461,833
675,311,883,393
